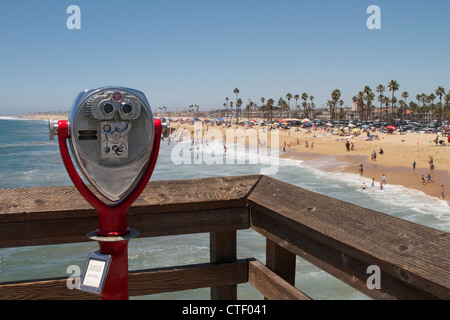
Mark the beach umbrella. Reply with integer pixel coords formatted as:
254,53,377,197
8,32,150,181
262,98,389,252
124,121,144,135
302,118,310,123
362,125,369,128
326,123,333,126
352,128,360,132
217,118,224,121
348,124,355,128
386,125,396,130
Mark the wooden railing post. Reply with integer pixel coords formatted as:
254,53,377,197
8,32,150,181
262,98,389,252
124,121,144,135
210,231,237,300
266,238,296,287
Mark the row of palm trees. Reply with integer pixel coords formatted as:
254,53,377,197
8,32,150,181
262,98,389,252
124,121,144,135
351,81,448,124
223,89,317,122
221,83,450,124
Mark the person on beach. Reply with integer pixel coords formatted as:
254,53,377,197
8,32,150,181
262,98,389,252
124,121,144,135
380,183,384,190
345,140,350,152
372,150,377,161
351,142,355,150
371,178,375,187
413,161,416,169
382,174,387,184
427,173,433,183
442,185,446,198
422,175,426,185
379,148,384,155
429,156,434,169
362,182,367,189
359,164,363,175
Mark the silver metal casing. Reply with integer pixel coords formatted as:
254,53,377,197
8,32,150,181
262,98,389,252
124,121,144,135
68,86,154,202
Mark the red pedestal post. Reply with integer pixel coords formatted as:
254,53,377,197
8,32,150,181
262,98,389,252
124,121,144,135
57,119,161,300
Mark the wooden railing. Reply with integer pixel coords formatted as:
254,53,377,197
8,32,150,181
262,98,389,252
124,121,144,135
0,175,449,300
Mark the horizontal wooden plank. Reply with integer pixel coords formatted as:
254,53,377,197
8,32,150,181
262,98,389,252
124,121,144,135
0,207,249,248
247,259,310,300
129,260,247,296
247,176,450,299
0,175,261,218
0,260,248,300
0,277,98,300
0,176,258,248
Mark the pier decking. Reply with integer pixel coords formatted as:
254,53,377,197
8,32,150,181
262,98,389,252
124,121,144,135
0,175,449,300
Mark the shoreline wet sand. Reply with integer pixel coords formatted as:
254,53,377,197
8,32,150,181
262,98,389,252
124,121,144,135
280,150,449,202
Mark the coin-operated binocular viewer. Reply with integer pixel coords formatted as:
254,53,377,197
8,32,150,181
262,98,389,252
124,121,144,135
50,87,161,299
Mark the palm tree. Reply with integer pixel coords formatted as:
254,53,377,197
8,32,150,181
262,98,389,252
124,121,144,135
301,93,308,118
229,101,233,122
233,88,239,121
330,89,342,122
236,98,242,122
436,86,446,124
266,98,275,122
286,93,292,117
225,97,229,121
356,91,365,121
445,92,450,121
376,84,385,121
246,101,254,119
377,94,384,122
365,91,375,121
294,94,299,117
260,97,265,119
382,96,390,122
309,96,315,119
363,86,374,121
401,91,409,122
388,80,399,124
409,101,418,121
428,93,436,121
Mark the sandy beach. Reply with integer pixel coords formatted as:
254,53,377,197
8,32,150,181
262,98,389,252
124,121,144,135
14,112,450,203
172,121,450,204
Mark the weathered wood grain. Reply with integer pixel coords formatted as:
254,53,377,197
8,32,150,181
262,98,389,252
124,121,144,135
247,176,450,299
247,259,310,300
0,260,248,300
210,231,237,299
0,176,258,248
1,175,449,300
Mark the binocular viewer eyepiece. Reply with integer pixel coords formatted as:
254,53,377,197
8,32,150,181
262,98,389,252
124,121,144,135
50,87,159,203
50,87,161,299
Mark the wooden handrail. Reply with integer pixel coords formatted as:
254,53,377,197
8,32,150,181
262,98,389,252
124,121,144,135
0,175,448,300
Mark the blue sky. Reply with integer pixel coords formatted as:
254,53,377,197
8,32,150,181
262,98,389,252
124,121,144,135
1,0,449,114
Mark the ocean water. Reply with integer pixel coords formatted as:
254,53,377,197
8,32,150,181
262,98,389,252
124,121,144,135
0,117,448,300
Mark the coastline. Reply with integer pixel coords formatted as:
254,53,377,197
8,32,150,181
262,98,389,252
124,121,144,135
173,122,450,205
13,112,69,121
280,150,450,204
10,113,450,204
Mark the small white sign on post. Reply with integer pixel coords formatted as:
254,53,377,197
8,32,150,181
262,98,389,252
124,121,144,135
79,252,112,295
